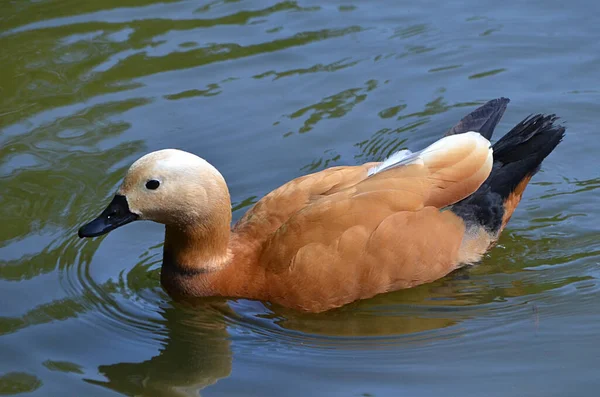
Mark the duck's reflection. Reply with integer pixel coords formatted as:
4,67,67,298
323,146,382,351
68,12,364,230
84,296,461,396
85,300,234,397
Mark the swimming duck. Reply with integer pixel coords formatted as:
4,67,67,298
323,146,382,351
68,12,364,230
79,98,564,312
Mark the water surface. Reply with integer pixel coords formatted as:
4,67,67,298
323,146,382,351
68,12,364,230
1,0,599,396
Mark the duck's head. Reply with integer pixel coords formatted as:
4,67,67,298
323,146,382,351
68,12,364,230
78,149,231,238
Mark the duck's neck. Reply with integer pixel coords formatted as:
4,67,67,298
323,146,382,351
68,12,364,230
163,222,231,274
160,222,265,300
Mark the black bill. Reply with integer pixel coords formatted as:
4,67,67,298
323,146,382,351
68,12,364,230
78,195,138,238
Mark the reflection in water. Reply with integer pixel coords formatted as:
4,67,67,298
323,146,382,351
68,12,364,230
253,57,360,81
0,372,42,395
0,1,360,129
43,360,84,375
86,303,233,397
285,79,377,135
468,68,507,80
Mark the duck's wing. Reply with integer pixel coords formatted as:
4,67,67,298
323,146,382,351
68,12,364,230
258,132,493,311
360,131,493,208
232,162,376,239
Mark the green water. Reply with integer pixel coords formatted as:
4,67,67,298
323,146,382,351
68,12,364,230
1,0,599,396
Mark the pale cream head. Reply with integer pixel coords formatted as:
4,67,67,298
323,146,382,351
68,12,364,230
117,149,231,227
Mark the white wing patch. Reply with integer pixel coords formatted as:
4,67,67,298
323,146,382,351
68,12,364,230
367,149,415,176
367,131,491,176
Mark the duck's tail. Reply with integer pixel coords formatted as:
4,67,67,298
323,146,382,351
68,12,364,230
451,114,565,235
445,97,510,140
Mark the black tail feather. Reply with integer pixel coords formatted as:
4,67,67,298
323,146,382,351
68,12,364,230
451,113,565,233
489,114,565,200
445,97,510,140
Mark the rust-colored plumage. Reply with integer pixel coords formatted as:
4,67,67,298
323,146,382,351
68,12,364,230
79,98,565,312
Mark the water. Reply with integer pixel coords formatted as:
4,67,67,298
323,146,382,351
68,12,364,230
1,0,599,395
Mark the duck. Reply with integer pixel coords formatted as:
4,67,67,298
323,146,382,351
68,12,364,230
78,98,565,313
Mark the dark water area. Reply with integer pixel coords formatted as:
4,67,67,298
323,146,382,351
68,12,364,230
1,0,599,396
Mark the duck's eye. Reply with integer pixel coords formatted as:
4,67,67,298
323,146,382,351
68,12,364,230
145,180,160,190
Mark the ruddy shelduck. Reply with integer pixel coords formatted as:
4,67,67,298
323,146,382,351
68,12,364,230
79,98,565,312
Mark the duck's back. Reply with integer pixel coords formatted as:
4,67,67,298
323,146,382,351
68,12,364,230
232,163,374,244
